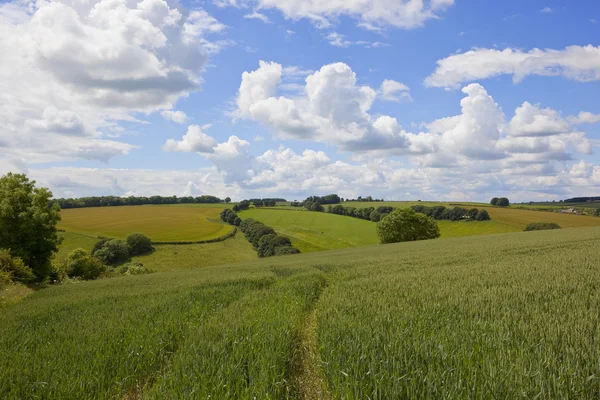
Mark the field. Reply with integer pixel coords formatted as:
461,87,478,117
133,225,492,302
241,205,600,252
58,206,232,242
3,227,600,398
56,232,258,272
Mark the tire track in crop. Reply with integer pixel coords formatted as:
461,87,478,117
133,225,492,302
291,273,330,400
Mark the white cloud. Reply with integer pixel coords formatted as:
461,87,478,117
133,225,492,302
540,7,553,13
215,0,454,30
161,110,188,124
244,11,270,23
0,0,225,168
425,45,600,89
508,102,570,137
379,80,412,102
326,32,352,47
568,112,600,124
163,125,218,153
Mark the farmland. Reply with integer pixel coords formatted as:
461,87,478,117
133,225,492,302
58,205,232,242
3,227,600,398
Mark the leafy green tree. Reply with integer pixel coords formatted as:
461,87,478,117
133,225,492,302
467,208,479,219
65,249,107,280
497,197,510,207
126,233,153,256
274,246,300,256
476,209,491,221
490,197,499,206
0,173,61,280
376,208,440,244
224,197,231,203
0,248,35,283
92,239,130,265
369,210,382,222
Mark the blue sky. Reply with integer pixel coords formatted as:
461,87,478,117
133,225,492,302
1,0,599,201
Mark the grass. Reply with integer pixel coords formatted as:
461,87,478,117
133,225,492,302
56,231,257,272
58,205,232,242
3,227,600,397
240,208,378,252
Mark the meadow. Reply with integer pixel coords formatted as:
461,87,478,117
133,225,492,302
58,205,232,242
3,227,600,398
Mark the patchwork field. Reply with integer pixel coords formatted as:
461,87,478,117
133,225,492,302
58,206,232,242
3,227,600,398
242,205,600,252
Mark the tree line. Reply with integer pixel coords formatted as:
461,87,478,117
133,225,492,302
490,197,510,207
411,205,490,221
55,194,229,209
220,209,300,257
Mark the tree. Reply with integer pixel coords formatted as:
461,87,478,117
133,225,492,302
595,208,600,217
0,173,61,280
467,208,479,219
65,249,107,280
224,197,231,204
0,248,35,283
490,197,499,206
126,233,153,256
476,209,491,221
376,208,440,244
497,197,510,207
92,239,130,265
369,210,382,222
524,222,560,231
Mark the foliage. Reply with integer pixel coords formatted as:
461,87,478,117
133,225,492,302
476,209,491,221
92,239,130,265
126,233,153,256
302,194,341,205
369,210,382,222
0,248,35,283
411,205,489,221
376,208,440,244
497,197,510,207
490,197,499,206
595,208,600,217
65,248,107,280
114,262,151,276
0,173,61,281
55,194,223,209
524,222,562,231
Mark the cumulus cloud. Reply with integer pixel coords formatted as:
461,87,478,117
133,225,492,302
244,11,270,23
213,0,454,29
568,112,600,125
425,45,600,89
0,0,225,167
379,80,412,102
161,110,188,124
508,102,570,137
163,125,218,153
235,61,426,154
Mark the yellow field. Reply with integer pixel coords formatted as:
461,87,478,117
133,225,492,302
58,206,232,242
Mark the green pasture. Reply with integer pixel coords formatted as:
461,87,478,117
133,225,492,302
3,227,600,398
58,206,232,242
56,232,257,272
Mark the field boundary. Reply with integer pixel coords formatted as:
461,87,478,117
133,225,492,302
60,226,238,245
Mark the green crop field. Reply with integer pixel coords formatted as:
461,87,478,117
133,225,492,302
58,206,232,242
240,208,378,252
56,231,258,272
3,227,600,398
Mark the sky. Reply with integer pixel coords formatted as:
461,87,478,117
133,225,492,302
1,0,600,202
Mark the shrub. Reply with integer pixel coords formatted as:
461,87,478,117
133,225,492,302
273,246,301,256
92,238,110,254
0,270,11,288
126,233,153,256
66,249,107,280
467,208,479,219
114,262,151,276
476,209,491,221
524,222,561,231
0,249,35,283
376,208,440,244
595,208,600,217
370,211,382,222
92,239,130,265
497,197,510,207
257,234,293,257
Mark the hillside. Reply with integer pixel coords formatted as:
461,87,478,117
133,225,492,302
3,227,600,398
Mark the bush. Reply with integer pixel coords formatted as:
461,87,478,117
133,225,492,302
497,197,510,207
92,238,110,254
490,197,499,206
274,246,301,256
66,249,107,280
476,209,491,221
595,208,600,217
126,233,153,256
524,222,561,231
257,234,293,257
0,249,35,283
370,211,382,222
376,208,440,244
0,270,11,288
92,239,130,265
114,262,151,276
467,208,479,219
